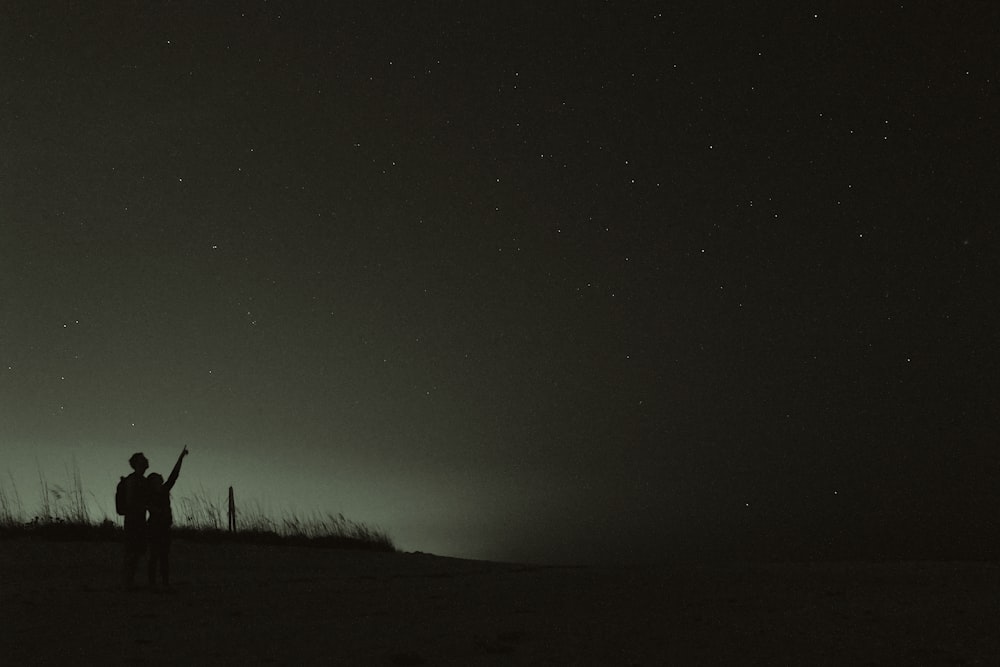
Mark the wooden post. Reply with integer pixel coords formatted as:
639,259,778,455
228,486,236,532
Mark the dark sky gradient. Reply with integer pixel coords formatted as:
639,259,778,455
2,2,998,563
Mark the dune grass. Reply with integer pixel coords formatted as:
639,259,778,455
173,489,395,551
0,466,395,552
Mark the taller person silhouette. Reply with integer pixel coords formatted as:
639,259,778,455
119,452,149,590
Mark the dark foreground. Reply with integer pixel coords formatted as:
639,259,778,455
2,538,997,665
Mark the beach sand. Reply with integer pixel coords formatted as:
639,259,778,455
2,538,997,665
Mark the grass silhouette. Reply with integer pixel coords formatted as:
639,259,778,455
0,464,395,552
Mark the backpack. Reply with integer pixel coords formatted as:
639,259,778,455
115,476,128,515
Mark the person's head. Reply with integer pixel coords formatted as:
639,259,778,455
128,453,149,473
147,473,164,490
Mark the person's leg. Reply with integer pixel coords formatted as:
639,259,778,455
123,525,144,589
123,547,137,589
161,536,171,587
147,543,158,586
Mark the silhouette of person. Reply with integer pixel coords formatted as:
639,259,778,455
121,452,149,590
146,446,188,590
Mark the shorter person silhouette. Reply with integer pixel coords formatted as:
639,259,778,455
146,446,188,590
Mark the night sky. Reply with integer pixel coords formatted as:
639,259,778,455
2,2,998,564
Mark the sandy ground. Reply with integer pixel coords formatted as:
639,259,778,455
1,538,998,666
